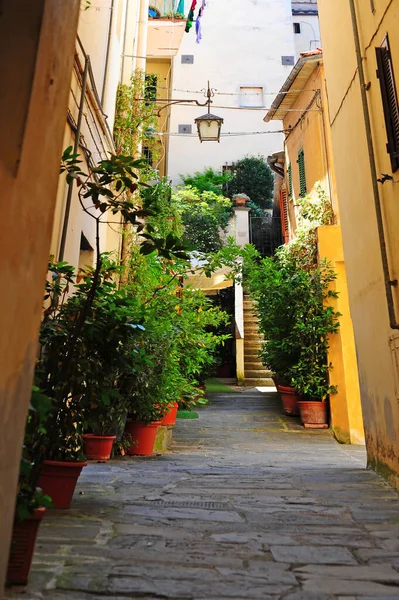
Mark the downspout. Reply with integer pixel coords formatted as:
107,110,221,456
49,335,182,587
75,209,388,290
59,56,90,262
101,0,115,107
348,0,399,329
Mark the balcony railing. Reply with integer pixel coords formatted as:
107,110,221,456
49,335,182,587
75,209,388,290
149,0,185,19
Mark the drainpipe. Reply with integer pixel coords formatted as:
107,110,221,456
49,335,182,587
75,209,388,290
101,0,115,107
59,56,90,262
348,0,399,329
136,0,149,71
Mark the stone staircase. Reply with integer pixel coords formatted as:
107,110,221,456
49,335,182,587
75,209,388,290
243,295,274,387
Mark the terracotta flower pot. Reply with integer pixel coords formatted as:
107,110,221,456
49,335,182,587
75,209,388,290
37,460,87,509
277,385,300,416
7,508,45,585
83,434,116,461
161,402,179,426
298,400,328,427
124,421,161,456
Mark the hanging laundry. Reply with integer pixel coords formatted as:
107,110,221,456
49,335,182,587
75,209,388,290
185,0,198,33
195,0,206,44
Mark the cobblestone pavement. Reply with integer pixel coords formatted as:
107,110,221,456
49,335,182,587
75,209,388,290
7,390,399,599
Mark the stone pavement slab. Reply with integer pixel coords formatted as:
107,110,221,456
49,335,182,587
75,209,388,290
6,391,399,599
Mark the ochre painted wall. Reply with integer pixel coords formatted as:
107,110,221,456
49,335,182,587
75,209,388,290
318,0,399,483
0,1,80,593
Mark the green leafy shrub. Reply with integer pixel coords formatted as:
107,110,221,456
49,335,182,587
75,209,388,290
173,186,232,253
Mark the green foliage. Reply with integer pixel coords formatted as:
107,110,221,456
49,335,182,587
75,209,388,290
114,69,161,164
244,184,340,400
124,247,230,420
228,155,274,209
173,186,232,253
180,167,232,195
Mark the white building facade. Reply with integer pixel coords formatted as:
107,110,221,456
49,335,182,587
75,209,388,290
291,0,320,56
165,0,297,184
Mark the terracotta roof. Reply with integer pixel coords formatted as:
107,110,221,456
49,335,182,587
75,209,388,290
300,48,322,57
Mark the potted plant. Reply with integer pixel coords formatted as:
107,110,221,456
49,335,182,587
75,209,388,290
233,193,249,206
7,388,53,586
290,262,340,427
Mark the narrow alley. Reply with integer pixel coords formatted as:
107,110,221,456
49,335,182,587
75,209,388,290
8,390,399,600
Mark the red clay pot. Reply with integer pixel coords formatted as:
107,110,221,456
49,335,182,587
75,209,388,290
7,508,45,585
161,403,179,426
83,434,116,461
277,385,300,416
298,400,328,425
125,421,161,456
38,460,87,509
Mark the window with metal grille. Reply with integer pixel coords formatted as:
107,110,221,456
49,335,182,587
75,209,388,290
287,163,293,197
297,149,307,196
376,35,399,172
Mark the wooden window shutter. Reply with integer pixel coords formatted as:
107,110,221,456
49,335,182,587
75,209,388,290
376,35,399,172
287,163,293,197
297,149,307,196
279,188,289,243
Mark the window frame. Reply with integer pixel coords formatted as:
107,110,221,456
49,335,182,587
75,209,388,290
376,34,399,172
297,148,307,197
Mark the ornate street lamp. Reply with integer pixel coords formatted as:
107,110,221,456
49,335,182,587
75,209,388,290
194,83,224,143
140,81,223,142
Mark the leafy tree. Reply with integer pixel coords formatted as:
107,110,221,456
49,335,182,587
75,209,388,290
180,167,232,196
173,187,232,253
228,155,274,209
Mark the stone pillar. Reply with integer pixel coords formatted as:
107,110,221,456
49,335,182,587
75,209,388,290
0,1,80,593
233,201,251,384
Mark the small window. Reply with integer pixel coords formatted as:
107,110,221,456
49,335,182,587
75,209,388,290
376,35,399,172
239,86,264,108
287,163,293,197
293,23,301,34
297,149,307,196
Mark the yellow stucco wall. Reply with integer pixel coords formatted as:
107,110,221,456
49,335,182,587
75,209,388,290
146,58,172,177
0,1,80,591
318,0,399,483
282,61,364,445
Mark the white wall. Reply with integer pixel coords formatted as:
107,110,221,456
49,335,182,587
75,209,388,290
292,14,321,56
166,0,296,184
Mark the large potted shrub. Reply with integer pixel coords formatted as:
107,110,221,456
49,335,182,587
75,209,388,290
290,262,340,427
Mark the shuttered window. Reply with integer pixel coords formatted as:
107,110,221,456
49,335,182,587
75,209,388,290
287,163,293,197
376,35,399,172
298,149,307,196
279,188,289,243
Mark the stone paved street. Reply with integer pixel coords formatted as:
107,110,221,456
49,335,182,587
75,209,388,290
7,390,399,599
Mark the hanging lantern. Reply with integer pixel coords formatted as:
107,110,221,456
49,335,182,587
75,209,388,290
194,112,224,142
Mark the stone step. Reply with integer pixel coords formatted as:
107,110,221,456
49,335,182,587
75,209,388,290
245,369,273,378
244,352,261,360
245,334,264,341
244,361,266,370
244,341,263,350
244,377,275,387
245,325,261,333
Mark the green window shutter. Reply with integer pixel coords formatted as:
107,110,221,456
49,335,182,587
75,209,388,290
298,149,307,196
287,163,293,197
